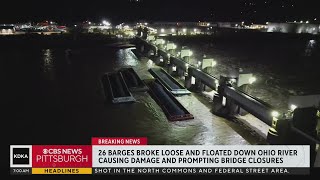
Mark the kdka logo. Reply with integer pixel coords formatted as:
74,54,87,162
13,148,29,164
10,145,32,167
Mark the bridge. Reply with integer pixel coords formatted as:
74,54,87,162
132,35,320,166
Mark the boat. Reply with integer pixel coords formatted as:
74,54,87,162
145,79,194,121
101,72,136,104
118,67,148,92
148,68,191,95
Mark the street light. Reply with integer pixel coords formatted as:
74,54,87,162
290,104,297,111
271,111,279,118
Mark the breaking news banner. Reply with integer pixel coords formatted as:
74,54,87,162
10,137,310,175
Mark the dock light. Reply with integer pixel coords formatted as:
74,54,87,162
183,28,187,33
290,104,297,111
271,111,279,118
161,28,165,33
171,28,175,33
249,77,256,84
172,65,177,71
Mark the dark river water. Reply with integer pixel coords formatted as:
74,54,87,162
3,46,265,146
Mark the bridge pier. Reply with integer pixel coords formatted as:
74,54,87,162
267,96,320,167
212,76,233,116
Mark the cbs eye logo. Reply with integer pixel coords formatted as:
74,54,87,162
10,145,32,167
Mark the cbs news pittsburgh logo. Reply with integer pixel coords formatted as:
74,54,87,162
10,145,32,175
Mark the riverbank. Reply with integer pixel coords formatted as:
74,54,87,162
0,33,122,48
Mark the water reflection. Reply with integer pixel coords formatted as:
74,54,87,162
116,49,138,67
305,39,317,56
42,49,55,80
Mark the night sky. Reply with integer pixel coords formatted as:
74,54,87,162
1,0,319,24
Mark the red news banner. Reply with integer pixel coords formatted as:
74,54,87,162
32,145,92,174
92,137,147,145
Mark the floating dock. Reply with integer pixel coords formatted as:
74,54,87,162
119,67,148,92
148,68,191,95
101,72,136,104
145,79,194,121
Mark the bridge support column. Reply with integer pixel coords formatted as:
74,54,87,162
184,75,192,89
140,45,145,54
212,76,236,116
168,64,176,75
177,68,184,77
194,78,205,92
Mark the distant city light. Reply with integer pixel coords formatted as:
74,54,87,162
306,21,309,23
194,28,197,32
171,28,175,33
144,23,148,25
266,22,269,25
183,28,187,33
207,23,210,26
161,28,165,33
102,20,111,26
300,20,303,23
294,20,297,23
88,22,91,25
